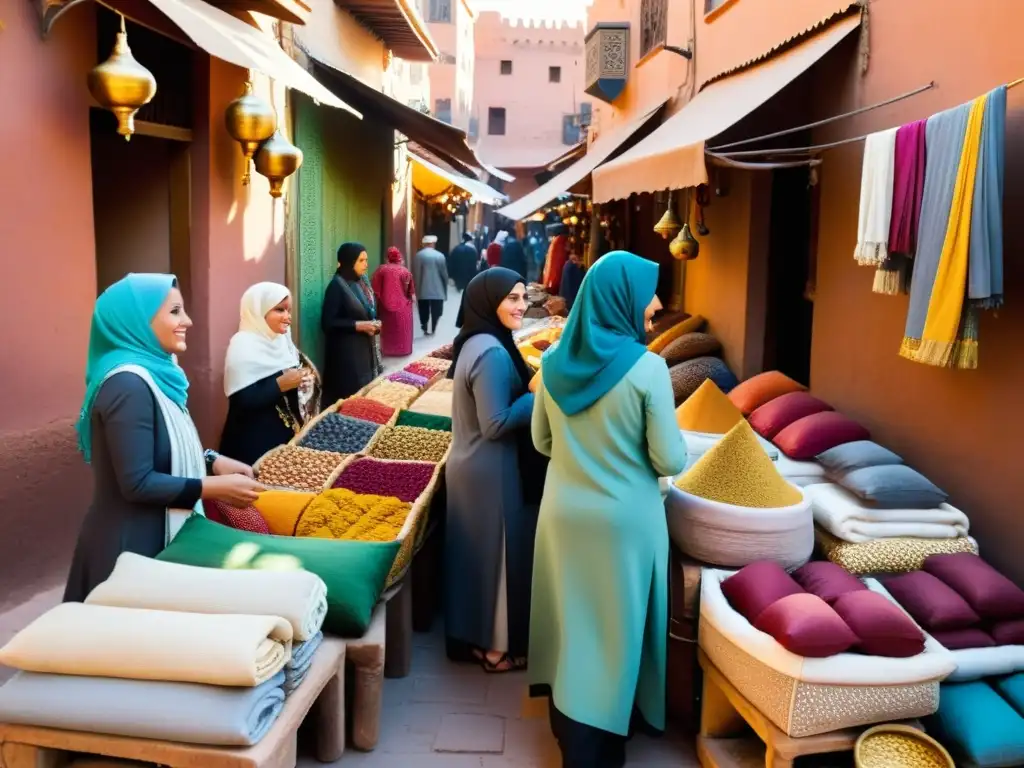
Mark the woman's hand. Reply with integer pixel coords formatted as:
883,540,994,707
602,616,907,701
356,321,379,335
212,454,255,478
529,371,542,394
201,475,265,507
277,368,305,392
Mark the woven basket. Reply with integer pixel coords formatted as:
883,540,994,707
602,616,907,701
253,444,348,492
384,449,449,587
288,399,342,447
855,724,954,768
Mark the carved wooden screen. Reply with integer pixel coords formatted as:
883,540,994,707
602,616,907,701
640,0,668,59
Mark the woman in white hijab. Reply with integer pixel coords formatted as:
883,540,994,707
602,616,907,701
219,282,321,465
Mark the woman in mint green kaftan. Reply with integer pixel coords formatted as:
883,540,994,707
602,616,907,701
528,251,687,768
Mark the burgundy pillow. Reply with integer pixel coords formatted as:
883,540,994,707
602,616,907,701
883,571,980,631
792,561,868,604
990,619,1024,646
932,628,996,650
923,553,1024,621
205,501,271,535
773,411,870,460
204,503,229,526
748,392,834,440
721,561,805,624
832,590,925,657
754,593,858,657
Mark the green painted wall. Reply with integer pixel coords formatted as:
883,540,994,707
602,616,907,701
295,95,392,367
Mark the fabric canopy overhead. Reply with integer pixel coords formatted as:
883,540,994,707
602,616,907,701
591,13,861,203
495,101,666,221
139,0,360,117
480,163,516,183
410,152,508,206
332,0,439,62
310,59,480,171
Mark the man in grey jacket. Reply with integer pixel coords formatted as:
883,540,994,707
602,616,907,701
412,234,449,336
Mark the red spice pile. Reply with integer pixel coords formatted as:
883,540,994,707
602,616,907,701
337,397,396,425
331,457,435,503
404,362,441,379
429,344,453,361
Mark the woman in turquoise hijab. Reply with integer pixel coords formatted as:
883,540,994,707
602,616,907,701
64,273,264,603
529,251,686,767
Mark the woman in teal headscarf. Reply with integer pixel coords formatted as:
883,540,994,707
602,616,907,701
528,251,686,767
64,273,264,603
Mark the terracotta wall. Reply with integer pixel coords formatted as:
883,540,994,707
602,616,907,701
295,2,386,90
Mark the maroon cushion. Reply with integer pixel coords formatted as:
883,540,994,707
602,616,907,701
754,593,858,657
990,619,1024,646
748,392,834,440
791,561,869,604
883,571,980,631
773,411,871,460
832,590,925,657
923,553,1024,621
932,628,997,650
721,561,805,624
204,502,229,526
205,501,271,535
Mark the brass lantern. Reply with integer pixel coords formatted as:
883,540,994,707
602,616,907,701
87,16,157,141
669,223,700,260
254,130,303,198
225,80,277,185
653,193,681,240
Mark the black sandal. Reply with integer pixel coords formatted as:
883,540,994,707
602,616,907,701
479,652,527,674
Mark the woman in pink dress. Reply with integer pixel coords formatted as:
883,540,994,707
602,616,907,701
372,247,416,357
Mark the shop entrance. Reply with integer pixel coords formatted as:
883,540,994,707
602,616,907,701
762,166,816,386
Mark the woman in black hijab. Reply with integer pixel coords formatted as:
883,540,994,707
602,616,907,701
444,268,541,673
320,242,383,407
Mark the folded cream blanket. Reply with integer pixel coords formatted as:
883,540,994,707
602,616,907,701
806,483,969,544
86,552,327,641
0,603,292,687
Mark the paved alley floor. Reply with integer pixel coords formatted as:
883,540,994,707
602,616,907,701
381,291,461,375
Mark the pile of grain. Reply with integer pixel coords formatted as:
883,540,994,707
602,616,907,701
676,379,744,433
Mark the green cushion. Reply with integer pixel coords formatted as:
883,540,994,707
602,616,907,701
395,410,452,432
931,681,1024,767
158,514,399,637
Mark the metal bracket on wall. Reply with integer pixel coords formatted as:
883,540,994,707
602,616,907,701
33,0,89,38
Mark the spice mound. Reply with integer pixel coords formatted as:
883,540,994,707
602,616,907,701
337,397,395,425
332,457,435,503
370,425,452,463
257,446,347,492
364,381,419,409
676,379,744,433
299,413,380,454
430,344,454,360
406,359,449,378
675,420,801,508
295,488,412,542
387,371,429,389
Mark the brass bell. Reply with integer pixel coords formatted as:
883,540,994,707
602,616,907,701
225,81,277,185
669,223,700,261
254,130,303,199
653,206,681,240
87,16,157,141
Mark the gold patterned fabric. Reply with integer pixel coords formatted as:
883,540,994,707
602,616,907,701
816,527,978,575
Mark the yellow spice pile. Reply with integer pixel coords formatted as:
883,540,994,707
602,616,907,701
295,488,412,542
675,420,801,508
676,379,744,433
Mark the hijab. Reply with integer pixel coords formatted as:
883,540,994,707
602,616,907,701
336,241,376,319
77,273,190,461
447,267,532,389
223,282,301,397
542,251,658,416
386,246,403,264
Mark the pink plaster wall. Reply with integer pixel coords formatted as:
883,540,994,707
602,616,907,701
426,0,475,131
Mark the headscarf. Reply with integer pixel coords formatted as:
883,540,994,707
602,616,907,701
336,241,376,319
386,246,403,264
447,267,531,388
494,230,509,246
542,251,658,416
224,282,301,397
373,248,414,313
77,273,189,461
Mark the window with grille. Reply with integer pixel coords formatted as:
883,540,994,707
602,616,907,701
434,98,452,124
488,107,506,135
500,60,513,75
549,66,561,83
640,0,668,58
428,0,452,23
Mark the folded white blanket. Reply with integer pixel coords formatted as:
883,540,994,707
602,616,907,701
806,483,969,544
0,671,286,746
0,603,292,687
86,552,327,641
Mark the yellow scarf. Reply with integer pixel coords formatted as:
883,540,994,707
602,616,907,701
901,94,987,368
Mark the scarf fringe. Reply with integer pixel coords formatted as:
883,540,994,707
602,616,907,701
872,269,903,295
854,241,888,266
898,337,979,370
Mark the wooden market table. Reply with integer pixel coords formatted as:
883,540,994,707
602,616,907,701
696,649,923,768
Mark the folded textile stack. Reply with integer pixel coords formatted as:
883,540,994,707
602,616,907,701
930,674,1024,768
284,632,324,695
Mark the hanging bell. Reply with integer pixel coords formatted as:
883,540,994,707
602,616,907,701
254,130,303,198
669,222,700,261
225,81,277,185
87,18,157,141
653,206,682,240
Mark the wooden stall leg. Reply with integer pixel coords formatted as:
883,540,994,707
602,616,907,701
698,670,745,739
766,750,794,768
314,667,346,762
385,581,413,679
1,742,67,768
351,659,385,750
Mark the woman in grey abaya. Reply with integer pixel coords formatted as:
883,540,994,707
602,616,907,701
444,267,537,673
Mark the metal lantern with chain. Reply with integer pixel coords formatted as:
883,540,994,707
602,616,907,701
87,15,157,141
225,78,276,185
254,130,303,199
653,191,682,240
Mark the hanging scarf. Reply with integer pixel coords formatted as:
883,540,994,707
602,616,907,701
874,119,927,295
901,94,987,369
854,128,898,266
968,85,1006,311
542,251,658,416
77,274,190,462
224,282,301,396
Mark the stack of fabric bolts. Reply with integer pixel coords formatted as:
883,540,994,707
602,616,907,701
0,553,328,746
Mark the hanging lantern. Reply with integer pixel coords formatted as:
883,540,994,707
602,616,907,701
225,80,277,185
669,223,700,260
653,206,682,240
254,130,303,199
87,15,157,141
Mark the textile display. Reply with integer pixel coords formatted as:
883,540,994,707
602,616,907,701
854,128,898,266
883,570,981,631
773,454,828,486
721,561,805,623
815,527,979,575
930,681,1024,767
931,628,995,650
875,119,927,294
675,379,743,433
84,552,327,641
817,440,904,474
294,488,412,542
205,501,270,534
748,392,833,440
992,620,1024,646
773,411,871,460
944,646,1024,683
0,602,292,686
0,671,287,746
924,552,1024,621
284,632,323,695
753,593,858,658
834,464,948,509
831,590,926,658
253,490,317,536
727,370,806,415
792,561,869,604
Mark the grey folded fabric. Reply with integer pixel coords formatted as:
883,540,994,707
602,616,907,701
288,631,323,671
0,671,286,746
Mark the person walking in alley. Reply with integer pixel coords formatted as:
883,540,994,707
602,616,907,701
372,247,416,357
321,242,383,406
413,234,449,336
486,230,508,268
500,232,528,278
220,282,320,466
449,232,479,291
65,273,265,603
529,252,686,767
560,250,586,311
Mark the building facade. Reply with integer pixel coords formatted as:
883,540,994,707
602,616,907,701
423,0,476,133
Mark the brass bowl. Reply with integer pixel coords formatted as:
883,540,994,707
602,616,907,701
855,724,954,768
